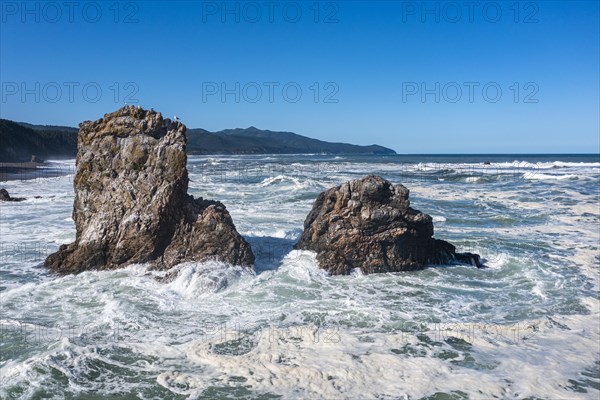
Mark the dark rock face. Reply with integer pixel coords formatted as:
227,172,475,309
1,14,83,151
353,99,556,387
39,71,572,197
294,175,482,275
0,188,25,202
45,106,254,274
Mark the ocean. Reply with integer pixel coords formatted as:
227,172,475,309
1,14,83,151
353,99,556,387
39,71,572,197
1,154,599,399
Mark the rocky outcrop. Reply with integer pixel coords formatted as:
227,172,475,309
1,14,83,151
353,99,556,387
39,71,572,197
45,106,254,274
295,175,482,275
0,188,25,202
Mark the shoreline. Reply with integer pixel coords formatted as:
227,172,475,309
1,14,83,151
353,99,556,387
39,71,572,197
0,162,74,182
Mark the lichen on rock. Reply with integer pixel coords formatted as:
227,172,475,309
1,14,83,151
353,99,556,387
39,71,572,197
45,106,254,274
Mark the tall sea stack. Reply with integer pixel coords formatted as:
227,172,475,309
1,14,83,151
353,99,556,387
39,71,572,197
45,106,254,273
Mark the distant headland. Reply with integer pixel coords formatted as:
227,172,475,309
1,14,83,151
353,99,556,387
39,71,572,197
0,118,396,162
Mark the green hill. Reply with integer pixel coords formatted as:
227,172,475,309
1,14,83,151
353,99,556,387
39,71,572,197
0,119,77,162
0,120,395,162
187,126,396,155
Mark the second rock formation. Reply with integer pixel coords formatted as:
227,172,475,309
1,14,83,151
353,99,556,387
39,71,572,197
295,175,482,275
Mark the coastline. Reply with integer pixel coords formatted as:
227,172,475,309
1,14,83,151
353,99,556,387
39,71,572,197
0,162,74,182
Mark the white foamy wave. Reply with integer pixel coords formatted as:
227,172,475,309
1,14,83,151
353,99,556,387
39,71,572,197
524,172,584,180
161,304,600,399
551,161,600,168
163,261,255,298
257,174,329,191
156,371,207,397
474,160,599,169
482,251,510,269
2,154,599,398
279,250,328,282
245,228,300,239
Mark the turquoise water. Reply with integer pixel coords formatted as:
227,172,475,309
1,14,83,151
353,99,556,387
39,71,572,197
1,154,599,399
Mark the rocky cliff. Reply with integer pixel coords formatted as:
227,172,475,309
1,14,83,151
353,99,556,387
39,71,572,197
45,106,254,273
295,175,482,275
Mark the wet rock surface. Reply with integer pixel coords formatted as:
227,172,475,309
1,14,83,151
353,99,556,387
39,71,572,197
295,175,482,275
45,106,254,273
0,188,25,202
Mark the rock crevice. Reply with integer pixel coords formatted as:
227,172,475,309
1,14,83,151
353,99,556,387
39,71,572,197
45,106,254,273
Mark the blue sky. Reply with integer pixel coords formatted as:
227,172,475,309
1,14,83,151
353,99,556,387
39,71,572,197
1,0,598,153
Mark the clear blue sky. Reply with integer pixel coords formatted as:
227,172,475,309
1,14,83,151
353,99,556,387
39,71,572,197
1,0,598,153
